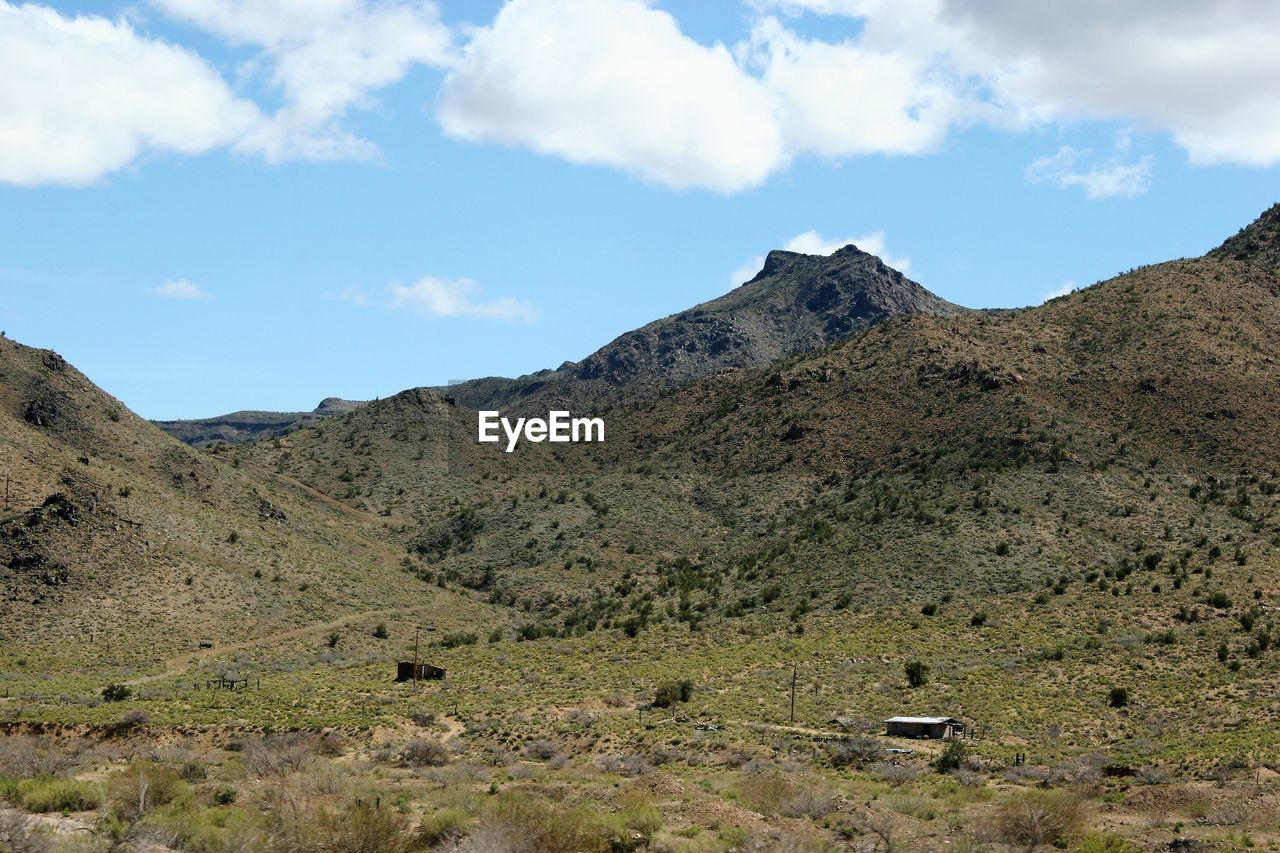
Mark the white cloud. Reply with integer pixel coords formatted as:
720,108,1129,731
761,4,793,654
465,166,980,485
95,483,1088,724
765,1,1280,167
338,287,370,305
1026,145,1152,200
730,228,910,289
151,0,454,162
389,277,536,322
438,0,784,192
1039,279,1077,304
0,3,261,187
783,229,911,271
740,15,969,159
154,278,212,300
729,255,767,289
440,0,1280,190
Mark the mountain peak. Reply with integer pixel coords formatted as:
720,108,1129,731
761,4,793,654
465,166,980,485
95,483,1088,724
1209,202,1280,267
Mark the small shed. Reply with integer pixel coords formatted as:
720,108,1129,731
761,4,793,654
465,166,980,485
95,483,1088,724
396,662,446,682
885,716,963,739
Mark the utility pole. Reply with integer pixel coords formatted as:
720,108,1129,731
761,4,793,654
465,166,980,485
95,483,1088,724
789,663,797,724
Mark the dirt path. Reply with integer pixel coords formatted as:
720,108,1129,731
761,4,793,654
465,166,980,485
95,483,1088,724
122,604,440,687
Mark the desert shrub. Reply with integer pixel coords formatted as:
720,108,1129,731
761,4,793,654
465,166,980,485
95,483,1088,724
1075,834,1139,852
101,683,132,702
1207,591,1232,609
523,739,560,761
935,741,967,773
326,631,340,648
108,762,187,818
214,785,238,805
373,622,389,639
970,611,988,627
408,708,437,727
119,709,150,728
1108,686,1129,708
992,790,1084,847
651,679,694,708
242,734,318,778
0,736,84,778
302,802,411,853
827,738,881,767
872,762,921,786
904,660,929,688
472,792,616,852
418,806,472,847
439,631,478,649
14,776,102,813
404,739,451,767
317,731,347,757
738,773,833,818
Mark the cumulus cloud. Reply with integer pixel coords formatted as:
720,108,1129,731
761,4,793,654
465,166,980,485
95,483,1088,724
154,278,212,300
784,229,911,271
438,0,783,192
441,0,1280,190
0,3,261,187
389,277,536,322
1026,145,1152,200
7,0,1280,190
740,15,968,159
730,228,910,288
151,0,454,161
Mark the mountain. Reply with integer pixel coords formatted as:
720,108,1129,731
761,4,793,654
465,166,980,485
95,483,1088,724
442,243,968,413
246,209,1280,635
152,396,366,446
0,338,491,681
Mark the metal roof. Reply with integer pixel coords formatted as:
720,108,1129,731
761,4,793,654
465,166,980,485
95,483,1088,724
885,716,956,724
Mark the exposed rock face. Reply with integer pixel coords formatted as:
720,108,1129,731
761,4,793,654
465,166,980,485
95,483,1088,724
444,244,968,413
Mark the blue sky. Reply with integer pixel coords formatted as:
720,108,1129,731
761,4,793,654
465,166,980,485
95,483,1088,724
1,1,1278,418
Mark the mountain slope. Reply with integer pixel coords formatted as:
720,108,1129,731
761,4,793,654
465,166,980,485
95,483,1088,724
0,339,491,686
246,210,1280,641
443,244,968,413
153,397,366,446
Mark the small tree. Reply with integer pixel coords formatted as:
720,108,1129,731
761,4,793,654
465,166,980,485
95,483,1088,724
372,622,389,639
935,740,967,773
1108,686,1129,708
652,679,694,708
904,660,929,688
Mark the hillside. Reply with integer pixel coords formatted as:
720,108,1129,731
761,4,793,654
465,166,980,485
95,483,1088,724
442,243,968,413
152,397,365,446
0,338,496,696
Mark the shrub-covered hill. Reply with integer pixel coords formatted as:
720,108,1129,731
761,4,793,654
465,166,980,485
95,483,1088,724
236,217,1280,656
0,337,500,685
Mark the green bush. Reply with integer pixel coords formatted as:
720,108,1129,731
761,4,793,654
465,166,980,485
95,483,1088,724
417,807,472,847
994,790,1084,847
934,741,967,773
905,660,929,688
17,776,102,813
651,679,693,708
1108,687,1129,708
